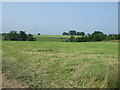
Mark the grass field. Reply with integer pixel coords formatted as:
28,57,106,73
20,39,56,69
33,35,81,42
34,35,80,38
2,39,119,88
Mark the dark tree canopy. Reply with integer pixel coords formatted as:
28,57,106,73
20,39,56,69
27,34,35,41
65,31,119,42
76,32,85,36
63,32,69,35
69,30,76,35
118,34,120,39
19,31,28,41
63,30,85,36
4,31,19,41
69,36,75,42
76,32,80,35
38,33,40,35
91,31,107,41
3,30,35,41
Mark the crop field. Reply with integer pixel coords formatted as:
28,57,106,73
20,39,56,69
2,38,119,88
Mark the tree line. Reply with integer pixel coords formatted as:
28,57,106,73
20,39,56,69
2,30,120,42
63,30,85,36
3,31,35,41
64,31,120,42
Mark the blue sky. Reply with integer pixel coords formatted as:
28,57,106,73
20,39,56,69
2,2,118,35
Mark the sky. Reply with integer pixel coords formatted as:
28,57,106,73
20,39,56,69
2,2,118,35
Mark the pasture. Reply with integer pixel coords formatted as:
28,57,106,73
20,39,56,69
2,37,119,88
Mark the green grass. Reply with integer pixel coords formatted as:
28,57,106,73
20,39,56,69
34,35,80,38
2,41,119,88
33,35,81,42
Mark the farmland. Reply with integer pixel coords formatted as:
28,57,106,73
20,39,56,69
2,35,119,88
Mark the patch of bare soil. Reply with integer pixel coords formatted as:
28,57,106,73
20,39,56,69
2,73,28,88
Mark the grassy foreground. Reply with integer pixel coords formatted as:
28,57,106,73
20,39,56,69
2,41,119,88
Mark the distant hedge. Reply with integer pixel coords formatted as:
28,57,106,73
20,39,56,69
3,30,36,41
65,31,120,42
63,30,85,36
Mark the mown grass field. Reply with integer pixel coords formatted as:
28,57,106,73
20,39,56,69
2,35,119,88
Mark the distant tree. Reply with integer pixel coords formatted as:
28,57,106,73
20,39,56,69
3,30,35,41
27,34,35,41
118,34,120,40
75,36,87,42
87,33,91,42
84,35,88,42
69,36,75,42
76,32,85,36
19,31,28,41
7,31,19,41
105,34,117,40
69,30,76,35
111,34,118,40
105,35,112,40
91,31,106,41
80,32,85,36
38,33,40,35
67,31,119,42
76,37,80,42
2,33,7,36
76,32,81,35
63,32,69,35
